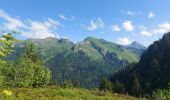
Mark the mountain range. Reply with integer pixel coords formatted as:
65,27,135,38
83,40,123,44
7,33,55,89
9,37,145,88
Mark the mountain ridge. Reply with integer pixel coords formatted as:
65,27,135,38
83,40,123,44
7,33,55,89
126,41,146,50
27,36,145,48
8,36,144,88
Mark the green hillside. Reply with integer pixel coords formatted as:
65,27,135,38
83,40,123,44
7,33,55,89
8,37,143,88
26,37,74,61
83,37,139,62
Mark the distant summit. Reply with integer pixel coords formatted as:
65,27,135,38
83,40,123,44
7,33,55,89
126,41,146,50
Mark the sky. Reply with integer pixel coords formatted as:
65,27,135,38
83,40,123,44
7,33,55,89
0,0,170,46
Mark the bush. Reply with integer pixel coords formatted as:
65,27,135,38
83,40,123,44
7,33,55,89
152,83,170,100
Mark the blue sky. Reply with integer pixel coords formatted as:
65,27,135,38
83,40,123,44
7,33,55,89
0,0,170,46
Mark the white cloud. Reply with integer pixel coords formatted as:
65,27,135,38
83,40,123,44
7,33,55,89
140,31,152,37
152,22,170,34
148,12,155,18
22,19,60,39
127,11,135,15
59,15,77,21
121,10,140,16
0,9,61,39
139,22,170,37
122,20,134,31
111,25,121,32
87,18,105,31
44,18,61,29
0,9,26,30
59,14,67,20
97,18,105,28
87,20,98,31
117,37,132,45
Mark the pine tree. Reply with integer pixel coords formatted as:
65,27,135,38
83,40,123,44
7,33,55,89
99,78,113,92
131,76,141,96
112,80,125,93
21,43,51,87
150,58,161,89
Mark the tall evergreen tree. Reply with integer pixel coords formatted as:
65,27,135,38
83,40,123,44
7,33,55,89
131,76,141,96
21,43,51,87
0,32,19,87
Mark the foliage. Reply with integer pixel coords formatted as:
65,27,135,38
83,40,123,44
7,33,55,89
4,60,35,87
1,42,51,88
0,32,18,64
2,90,13,96
112,80,126,94
131,76,141,96
151,83,170,100
21,43,51,87
99,78,113,92
0,31,19,87
0,87,142,100
62,80,74,88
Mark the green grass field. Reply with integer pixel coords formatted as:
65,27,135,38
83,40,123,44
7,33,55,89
0,87,143,100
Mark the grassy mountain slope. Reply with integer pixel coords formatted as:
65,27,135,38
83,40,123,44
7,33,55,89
9,37,74,61
83,37,139,62
8,37,144,88
44,37,143,88
27,37,74,61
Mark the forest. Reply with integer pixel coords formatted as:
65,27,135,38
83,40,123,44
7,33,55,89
100,32,170,100
0,31,170,99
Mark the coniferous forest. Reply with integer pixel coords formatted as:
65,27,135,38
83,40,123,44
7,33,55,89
100,32,170,99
